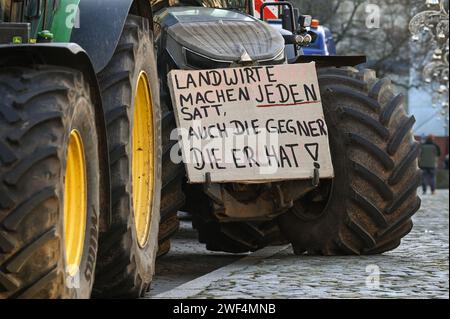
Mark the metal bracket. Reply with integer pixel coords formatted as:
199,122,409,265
203,172,223,205
312,165,320,187
204,172,211,187
273,184,293,212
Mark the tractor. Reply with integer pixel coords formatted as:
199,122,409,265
0,0,421,299
154,0,420,255
0,0,182,298
155,0,421,256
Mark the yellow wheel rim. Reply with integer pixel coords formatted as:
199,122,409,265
64,129,87,276
132,72,155,248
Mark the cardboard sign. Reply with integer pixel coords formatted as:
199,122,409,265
168,62,334,183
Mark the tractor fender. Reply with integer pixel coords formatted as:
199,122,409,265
71,0,153,73
293,55,367,68
0,43,111,229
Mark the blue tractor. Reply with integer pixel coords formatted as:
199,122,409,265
302,19,337,56
257,2,337,56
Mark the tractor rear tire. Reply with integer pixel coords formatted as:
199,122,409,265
0,66,101,298
93,15,162,298
277,67,421,255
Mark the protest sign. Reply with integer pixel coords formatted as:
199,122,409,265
168,62,334,183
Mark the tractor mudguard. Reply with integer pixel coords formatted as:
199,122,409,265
0,43,111,229
71,0,153,73
293,55,367,68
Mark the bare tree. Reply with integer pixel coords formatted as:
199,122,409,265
292,0,414,88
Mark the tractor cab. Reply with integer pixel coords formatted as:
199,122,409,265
0,0,56,24
0,0,60,43
0,0,13,22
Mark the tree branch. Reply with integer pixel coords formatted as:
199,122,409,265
335,1,364,44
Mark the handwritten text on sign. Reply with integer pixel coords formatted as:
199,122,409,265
168,62,334,183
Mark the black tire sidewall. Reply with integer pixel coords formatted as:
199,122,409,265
128,31,162,284
61,79,100,299
277,75,357,253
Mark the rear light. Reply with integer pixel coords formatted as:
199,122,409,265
311,19,320,28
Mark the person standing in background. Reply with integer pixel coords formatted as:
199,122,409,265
419,135,441,195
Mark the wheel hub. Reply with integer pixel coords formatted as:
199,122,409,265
64,129,87,276
132,72,155,248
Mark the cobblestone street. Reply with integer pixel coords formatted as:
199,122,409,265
149,190,449,299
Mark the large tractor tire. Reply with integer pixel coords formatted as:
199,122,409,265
277,67,421,255
184,184,282,253
0,66,101,298
92,15,162,298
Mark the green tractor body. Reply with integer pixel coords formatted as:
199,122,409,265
0,0,76,42
0,0,172,299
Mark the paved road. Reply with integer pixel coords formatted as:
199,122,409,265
148,190,449,299
148,217,244,296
